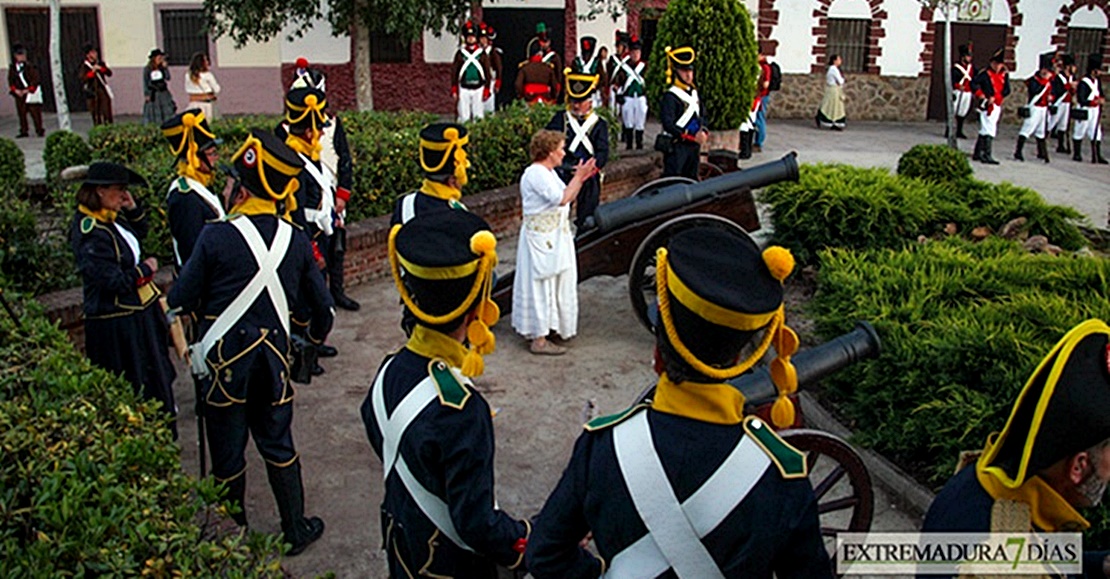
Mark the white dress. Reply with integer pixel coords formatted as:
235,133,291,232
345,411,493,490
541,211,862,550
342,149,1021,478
184,71,221,120
512,163,578,340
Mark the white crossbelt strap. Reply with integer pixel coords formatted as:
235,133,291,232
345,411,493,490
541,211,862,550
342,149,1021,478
1029,81,1051,107
190,218,291,377
606,412,772,578
957,63,972,87
168,178,226,266
578,54,597,74
371,357,476,552
401,193,417,224
669,85,701,129
622,61,645,93
1084,77,1100,103
567,112,600,156
543,51,556,64
299,155,336,236
113,222,141,267
459,47,485,81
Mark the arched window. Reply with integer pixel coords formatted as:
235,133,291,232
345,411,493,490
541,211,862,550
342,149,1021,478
1068,5,1108,76
827,0,871,72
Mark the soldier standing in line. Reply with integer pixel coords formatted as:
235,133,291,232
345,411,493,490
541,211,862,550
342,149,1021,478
166,130,333,555
480,23,502,115
659,46,708,178
162,109,223,271
1072,53,1108,164
970,48,1010,165
546,70,609,229
570,36,608,110
1014,53,1056,163
950,44,974,140
453,20,491,123
1050,53,1078,155
517,43,560,106
535,23,564,100
363,209,530,577
608,31,631,114
612,37,647,150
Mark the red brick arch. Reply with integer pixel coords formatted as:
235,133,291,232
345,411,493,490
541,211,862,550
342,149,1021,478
1052,0,1110,72
811,0,887,75
919,0,1022,77
759,0,781,56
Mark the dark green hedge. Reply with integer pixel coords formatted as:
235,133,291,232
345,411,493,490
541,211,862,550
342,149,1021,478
896,143,972,183
0,294,284,576
0,137,24,199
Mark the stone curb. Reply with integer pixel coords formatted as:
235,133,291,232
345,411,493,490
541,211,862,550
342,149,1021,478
799,391,936,520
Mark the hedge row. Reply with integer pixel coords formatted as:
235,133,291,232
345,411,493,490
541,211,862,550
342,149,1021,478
760,163,1087,264
0,293,284,575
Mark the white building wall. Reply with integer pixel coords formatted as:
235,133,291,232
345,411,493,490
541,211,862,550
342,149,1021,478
774,0,816,74
877,1,925,77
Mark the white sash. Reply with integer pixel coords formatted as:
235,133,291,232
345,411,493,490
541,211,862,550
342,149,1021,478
371,357,476,552
1083,77,1101,105
1029,80,1051,107
622,61,645,93
606,412,772,578
543,52,556,64
577,54,597,74
459,47,485,82
299,155,335,236
85,61,113,100
669,85,701,130
956,63,972,88
168,177,226,266
189,218,291,378
567,112,599,156
113,222,141,267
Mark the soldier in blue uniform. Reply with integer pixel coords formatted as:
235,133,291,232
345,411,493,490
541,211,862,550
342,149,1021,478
162,108,223,270
362,210,530,578
546,70,609,229
71,162,177,435
659,46,709,179
922,319,1110,578
526,224,832,578
166,129,333,555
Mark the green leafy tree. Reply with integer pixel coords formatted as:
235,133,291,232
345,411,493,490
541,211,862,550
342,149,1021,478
645,0,759,130
202,0,478,110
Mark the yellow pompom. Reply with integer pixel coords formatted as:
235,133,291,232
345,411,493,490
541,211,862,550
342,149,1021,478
470,230,497,255
770,396,796,429
182,113,197,127
480,300,500,327
304,94,318,108
461,349,485,377
762,246,795,282
444,127,459,141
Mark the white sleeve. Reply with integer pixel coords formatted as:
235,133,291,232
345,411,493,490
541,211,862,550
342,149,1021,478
205,72,221,95
520,165,565,213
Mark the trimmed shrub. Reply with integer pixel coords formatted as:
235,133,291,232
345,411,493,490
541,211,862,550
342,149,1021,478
43,131,92,183
646,0,759,130
0,294,285,575
0,198,76,295
0,137,25,199
897,144,972,183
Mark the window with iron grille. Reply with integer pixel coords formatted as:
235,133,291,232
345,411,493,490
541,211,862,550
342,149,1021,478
827,18,870,73
371,31,411,64
160,9,208,66
1068,27,1105,77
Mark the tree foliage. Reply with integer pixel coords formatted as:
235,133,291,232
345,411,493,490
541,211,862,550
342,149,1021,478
645,0,759,131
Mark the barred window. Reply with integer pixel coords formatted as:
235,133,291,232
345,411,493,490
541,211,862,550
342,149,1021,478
160,9,208,66
827,18,870,73
1068,27,1105,76
371,31,411,64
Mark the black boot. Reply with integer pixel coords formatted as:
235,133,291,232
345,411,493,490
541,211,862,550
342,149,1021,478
739,130,753,159
266,460,325,556
972,135,985,162
1057,131,1070,153
623,128,633,151
634,130,644,150
956,116,968,139
1036,138,1049,163
1074,139,1084,162
221,474,249,527
1013,135,1025,161
982,137,1000,165
1094,141,1109,164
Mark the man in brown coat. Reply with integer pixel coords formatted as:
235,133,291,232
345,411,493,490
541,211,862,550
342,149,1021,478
516,43,559,105
8,44,44,137
79,43,113,125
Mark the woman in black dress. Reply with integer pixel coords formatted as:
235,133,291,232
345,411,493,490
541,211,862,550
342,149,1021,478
70,162,177,436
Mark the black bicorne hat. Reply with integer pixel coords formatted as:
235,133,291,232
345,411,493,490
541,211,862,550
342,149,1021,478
82,162,148,188
12,44,26,55
229,129,304,202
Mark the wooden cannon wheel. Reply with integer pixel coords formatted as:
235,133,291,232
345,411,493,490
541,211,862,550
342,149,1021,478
779,429,875,560
698,161,725,181
627,214,757,332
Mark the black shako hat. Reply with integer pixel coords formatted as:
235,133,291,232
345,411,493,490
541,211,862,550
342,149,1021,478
654,224,801,427
162,109,221,164
990,48,1005,64
82,162,148,188
958,44,971,58
419,122,470,185
1061,53,1075,67
389,210,499,377
565,69,599,102
1088,53,1103,75
1039,52,1055,71
284,87,329,134
979,320,1110,488
229,129,304,201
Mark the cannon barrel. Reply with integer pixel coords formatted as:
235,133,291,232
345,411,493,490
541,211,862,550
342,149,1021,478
732,321,882,408
587,152,798,234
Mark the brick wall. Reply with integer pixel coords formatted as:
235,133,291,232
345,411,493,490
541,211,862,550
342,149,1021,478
39,155,662,350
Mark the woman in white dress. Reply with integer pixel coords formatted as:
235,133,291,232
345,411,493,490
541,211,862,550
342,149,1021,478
512,129,597,355
184,52,221,120
816,54,846,131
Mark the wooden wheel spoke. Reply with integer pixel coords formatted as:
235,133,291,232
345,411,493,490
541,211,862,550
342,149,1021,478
820,526,845,538
818,496,860,514
812,464,847,500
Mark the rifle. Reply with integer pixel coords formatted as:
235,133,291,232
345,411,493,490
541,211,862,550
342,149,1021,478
161,297,207,478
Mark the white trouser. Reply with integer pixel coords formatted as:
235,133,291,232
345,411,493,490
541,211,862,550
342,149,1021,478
1073,106,1103,142
483,84,496,114
610,91,620,114
458,87,485,123
622,95,647,131
1048,102,1071,133
1018,105,1049,138
978,104,1001,137
952,90,971,117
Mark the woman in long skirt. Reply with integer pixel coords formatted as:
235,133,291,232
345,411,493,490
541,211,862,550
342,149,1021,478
142,49,176,124
511,130,596,355
817,54,846,130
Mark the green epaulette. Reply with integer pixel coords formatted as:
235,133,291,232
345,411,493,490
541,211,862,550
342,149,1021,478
79,216,96,234
584,403,648,432
429,359,471,410
176,177,191,192
743,416,808,479
448,199,467,211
